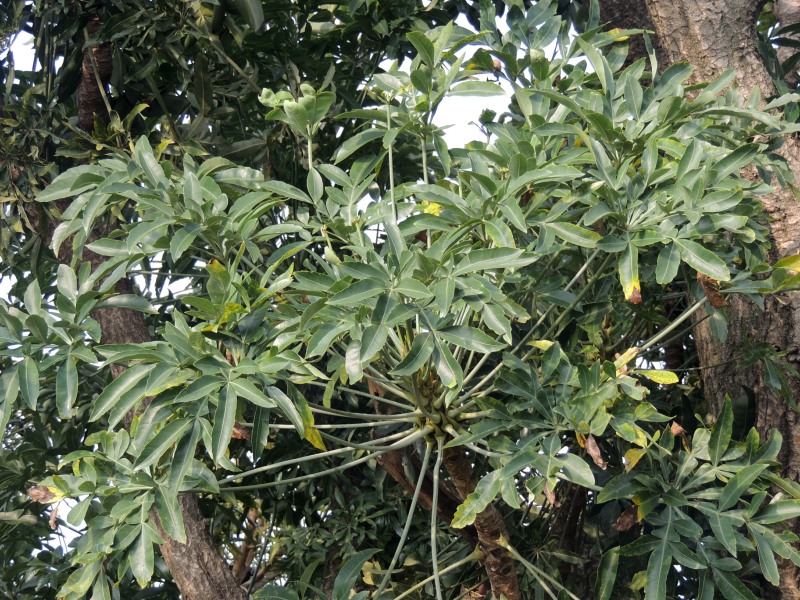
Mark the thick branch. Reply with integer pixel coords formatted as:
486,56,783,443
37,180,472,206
41,13,248,600
443,447,520,600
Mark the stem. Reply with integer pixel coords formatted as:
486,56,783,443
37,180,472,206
219,428,432,492
319,428,418,451
421,135,429,185
497,539,580,600
460,249,603,393
387,102,398,228
637,298,707,355
374,440,433,597
392,549,483,600
307,130,314,170
431,436,444,600
218,429,415,484
266,420,415,430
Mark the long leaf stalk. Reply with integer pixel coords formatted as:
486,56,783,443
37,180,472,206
267,420,416,430
218,429,420,484
498,538,580,600
461,254,613,403
373,440,434,597
304,381,419,415
431,436,445,600
319,428,419,451
387,102,398,228
221,427,432,492
637,298,707,355
392,549,483,600
459,249,603,393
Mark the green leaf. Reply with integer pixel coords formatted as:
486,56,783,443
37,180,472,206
485,217,515,247
449,80,505,96
670,541,706,569
56,358,78,419
559,454,596,488
437,325,505,353
360,323,389,363
332,549,378,600
718,463,767,511
597,472,640,503
546,222,600,248
155,487,186,543
167,419,201,494
656,244,681,285
327,279,385,305
452,471,502,528
252,585,300,600
262,180,311,203
135,418,193,471
229,378,276,409
708,397,733,466
755,500,800,524
407,31,436,66
90,363,156,424
753,531,780,586
619,244,640,303
712,569,758,600
453,248,535,276
95,294,158,313
18,357,39,410
433,342,462,389
234,0,264,29
645,539,672,600
266,385,305,437
212,384,238,465
393,278,433,300
675,238,730,281
392,332,434,376
129,527,155,589
595,547,619,600
333,129,384,164
134,136,168,188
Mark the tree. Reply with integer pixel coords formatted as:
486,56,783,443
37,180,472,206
2,1,800,600
597,1,800,597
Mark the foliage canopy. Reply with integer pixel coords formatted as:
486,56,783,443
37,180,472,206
2,1,800,599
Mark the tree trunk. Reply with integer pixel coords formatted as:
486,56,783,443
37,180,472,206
49,18,249,600
600,0,800,596
443,448,520,600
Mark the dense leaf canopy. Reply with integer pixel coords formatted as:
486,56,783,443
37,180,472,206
2,1,800,599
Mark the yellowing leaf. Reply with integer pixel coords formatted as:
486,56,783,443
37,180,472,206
624,448,646,472
614,347,638,372
608,28,630,41
529,340,554,350
636,369,679,385
304,426,327,451
775,254,800,273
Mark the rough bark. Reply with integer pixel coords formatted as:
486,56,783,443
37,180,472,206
443,448,520,600
377,447,478,545
44,15,249,600
600,0,800,596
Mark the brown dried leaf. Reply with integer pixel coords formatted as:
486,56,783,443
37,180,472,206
27,486,55,504
671,421,686,437
49,502,59,530
367,379,386,398
611,505,638,532
544,482,560,508
627,286,642,305
585,434,607,470
697,273,727,308
232,422,251,440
